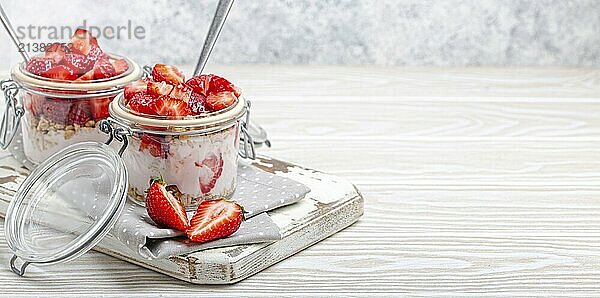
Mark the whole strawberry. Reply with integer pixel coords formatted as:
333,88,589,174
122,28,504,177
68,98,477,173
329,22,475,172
186,199,244,243
145,177,189,231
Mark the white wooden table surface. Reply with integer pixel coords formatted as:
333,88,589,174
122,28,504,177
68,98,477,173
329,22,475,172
1,65,600,296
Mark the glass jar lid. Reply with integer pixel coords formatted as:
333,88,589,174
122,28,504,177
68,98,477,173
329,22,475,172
4,141,128,275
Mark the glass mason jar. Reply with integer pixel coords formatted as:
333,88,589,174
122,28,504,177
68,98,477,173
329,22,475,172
3,86,259,277
0,54,143,164
104,93,252,210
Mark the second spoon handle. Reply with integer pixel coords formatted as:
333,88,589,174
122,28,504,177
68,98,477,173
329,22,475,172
193,0,235,76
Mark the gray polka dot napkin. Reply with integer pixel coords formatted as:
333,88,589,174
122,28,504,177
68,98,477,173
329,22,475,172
111,162,310,259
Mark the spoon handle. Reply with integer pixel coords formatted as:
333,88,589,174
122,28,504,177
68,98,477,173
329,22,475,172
193,0,234,76
0,3,29,62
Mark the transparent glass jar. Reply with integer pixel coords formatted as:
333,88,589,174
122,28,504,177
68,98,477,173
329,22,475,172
0,54,143,164
105,93,252,210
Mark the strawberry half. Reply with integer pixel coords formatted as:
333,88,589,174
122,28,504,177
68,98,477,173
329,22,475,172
188,92,208,114
195,153,224,194
40,65,78,81
124,79,149,102
44,42,67,63
92,57,117,79
67,101,92,125
185,75,211,96
147,81,174,99
139,134,169,158
128,93,159,115
25,57,56,76
205,91,236,111
42,99,72,124
186,199,243,243
156,96,191,117
62,53,94,75
145,177,189,231
70,28,99,55
90,97,112,120
111,59,128,75
208,75,241,97
85,45,107,63
25,94,46,117
152,64,184,85
75,69,95,81
169,84,192,103
186,74,241,97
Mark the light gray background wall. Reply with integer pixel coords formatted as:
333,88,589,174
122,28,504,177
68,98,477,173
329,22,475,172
0,0,599,67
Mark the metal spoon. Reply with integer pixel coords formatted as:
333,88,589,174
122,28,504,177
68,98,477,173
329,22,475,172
0,3,29,62
193,0,270,149
193,0,235,76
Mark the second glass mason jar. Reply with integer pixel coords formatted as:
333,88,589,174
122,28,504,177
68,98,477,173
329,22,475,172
105,92,251,209
0,55,143,164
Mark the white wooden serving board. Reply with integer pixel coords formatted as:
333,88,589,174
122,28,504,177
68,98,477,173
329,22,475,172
0,151,363,284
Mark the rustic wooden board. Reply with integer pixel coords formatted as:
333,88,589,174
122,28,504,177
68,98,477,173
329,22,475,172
0,152,363,284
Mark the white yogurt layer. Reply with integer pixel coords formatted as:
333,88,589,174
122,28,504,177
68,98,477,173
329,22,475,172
21,118,107,164
123,124,239,205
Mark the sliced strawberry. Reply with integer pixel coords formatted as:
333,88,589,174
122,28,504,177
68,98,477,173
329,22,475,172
44,42,67,63
188,92,208,114
62,53,94,75
111,58,128,75
145,177,189,231
70,28,99,55
208,75,240,97
85,45,106,63
156,96,191,117
40,65,78,81
185,75,211,96
75,69,95,81
25,57,56,76
139,134,169,158
25,94,46,117
168,84,192,103
92,57,116,79
90,97,112,120
186,199,243,243
67,101,92,125
124,79,149,102
195,153,224,194
128,93,159,115
205,91,236,111
42,99,72,124
152,64,184,85
147,81,173,99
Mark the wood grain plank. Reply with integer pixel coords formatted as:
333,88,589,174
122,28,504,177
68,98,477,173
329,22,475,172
250,99,600,141
260,140,600,190
200,65,600,98
1,66,600,295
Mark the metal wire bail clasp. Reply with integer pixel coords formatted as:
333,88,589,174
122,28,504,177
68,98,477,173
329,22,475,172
99,118,131,156
10,255,30,276
0,79,23,149
239,99,256,159
142,65,152,79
